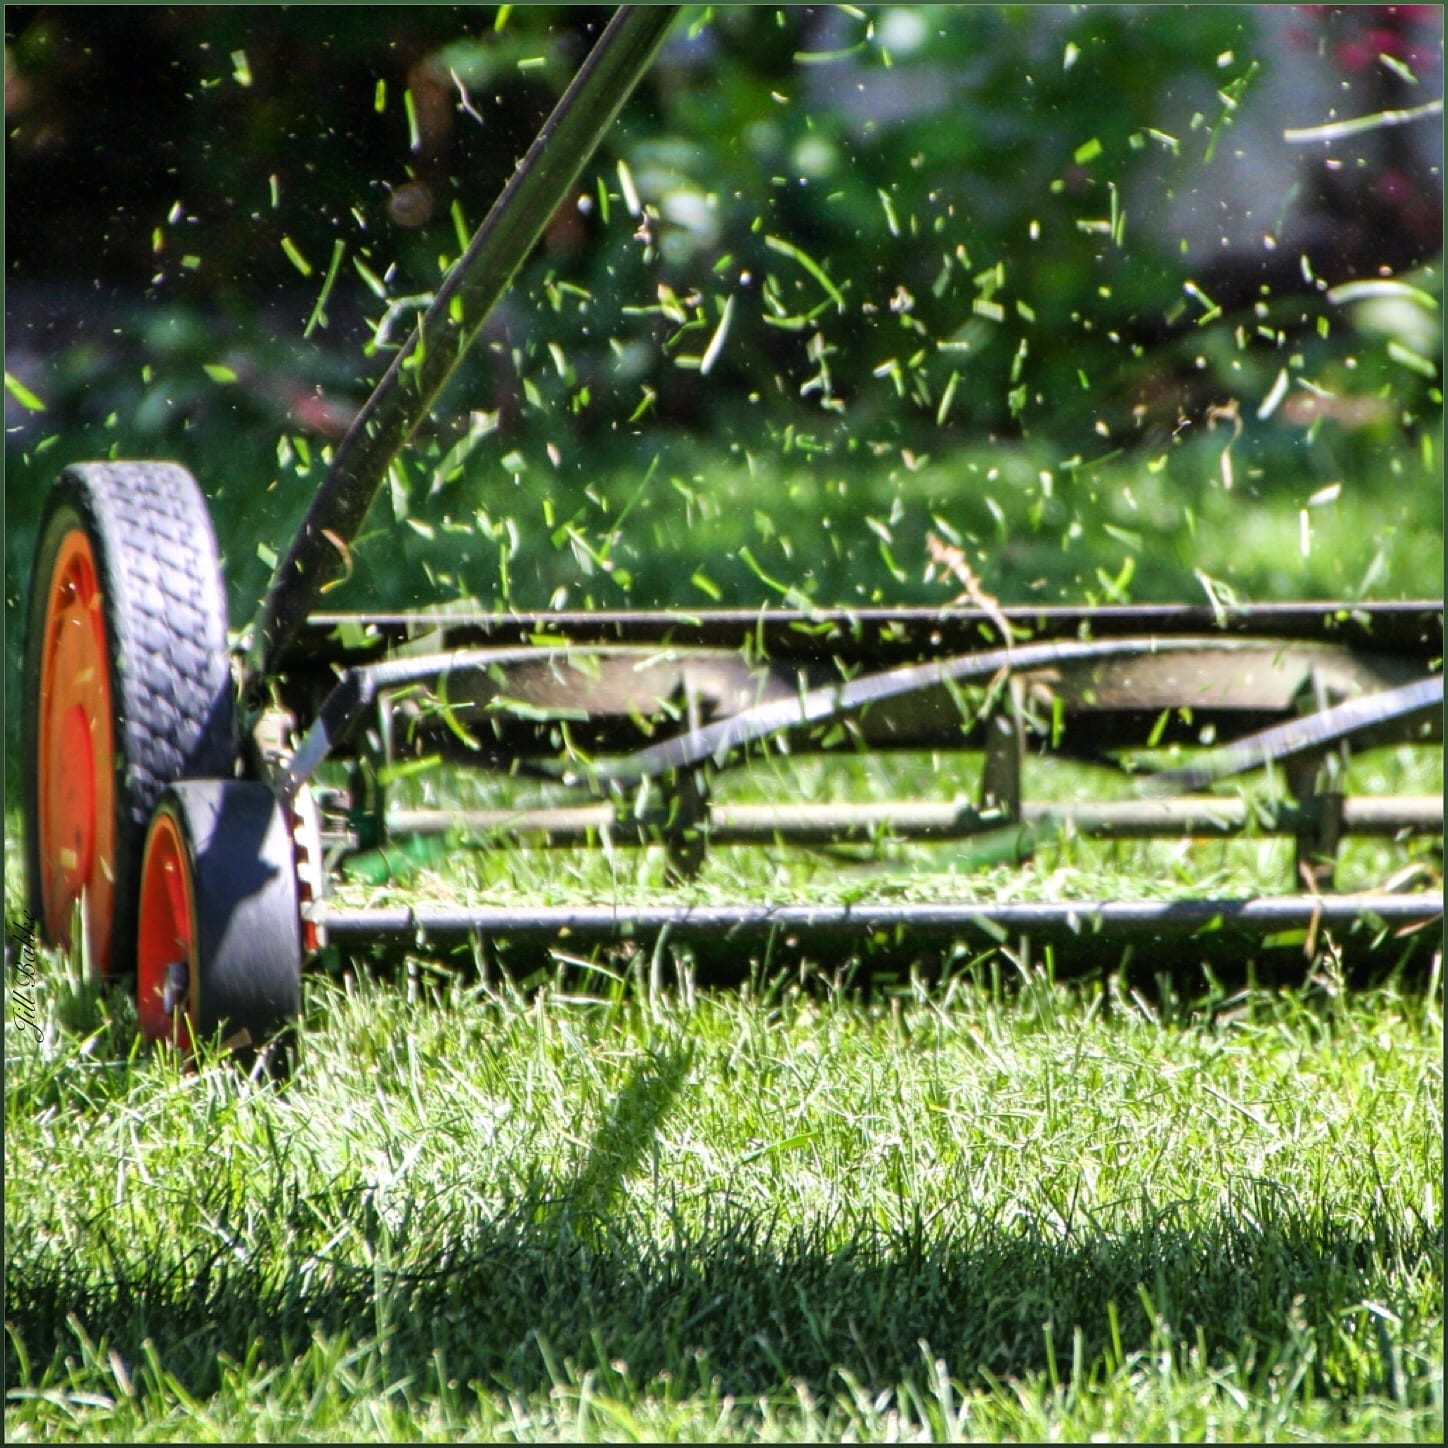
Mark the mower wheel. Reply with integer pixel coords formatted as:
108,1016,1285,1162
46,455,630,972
136,780,302,1056
22,462,235,979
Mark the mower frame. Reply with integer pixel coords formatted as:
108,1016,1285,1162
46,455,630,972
21,7,1443,1057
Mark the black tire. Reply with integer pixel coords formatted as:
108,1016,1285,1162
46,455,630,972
136,780,302,1055
23,461,235,979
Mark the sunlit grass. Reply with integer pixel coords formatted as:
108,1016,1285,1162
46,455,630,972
6,708,1443,1441
6,289,1441,1448
5,905,1443,1442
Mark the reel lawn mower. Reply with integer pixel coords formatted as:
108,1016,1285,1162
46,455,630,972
22,7,1442,1058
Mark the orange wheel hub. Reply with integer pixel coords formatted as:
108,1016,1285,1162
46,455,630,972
136,810,195,1052
36,529,117,974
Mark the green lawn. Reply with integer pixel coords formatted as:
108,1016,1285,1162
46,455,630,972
6,408,1443,1441
5,710,1443,1440
4,927,1442,1441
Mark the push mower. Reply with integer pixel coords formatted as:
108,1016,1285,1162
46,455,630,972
21,7,1443,1058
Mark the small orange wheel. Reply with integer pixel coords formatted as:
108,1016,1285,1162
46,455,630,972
135,806,197,1053
23,463,235,980
137,782,302,1059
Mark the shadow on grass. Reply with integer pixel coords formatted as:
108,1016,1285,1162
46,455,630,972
5,1042,1437,1414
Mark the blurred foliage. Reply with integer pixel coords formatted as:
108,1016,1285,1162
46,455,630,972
5,3,1442,654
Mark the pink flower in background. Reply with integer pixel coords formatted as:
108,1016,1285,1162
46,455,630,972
1290,4,1440,73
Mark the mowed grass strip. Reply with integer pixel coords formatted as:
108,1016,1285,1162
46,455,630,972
5,916,1442,1441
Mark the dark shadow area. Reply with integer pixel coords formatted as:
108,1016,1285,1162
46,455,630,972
541,1037,694,1228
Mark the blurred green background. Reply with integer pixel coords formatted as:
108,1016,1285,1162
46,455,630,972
5,4,1442,773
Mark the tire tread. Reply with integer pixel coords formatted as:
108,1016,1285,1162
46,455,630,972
23,460,234,976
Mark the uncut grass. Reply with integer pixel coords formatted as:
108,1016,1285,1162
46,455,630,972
5,949,1443,1441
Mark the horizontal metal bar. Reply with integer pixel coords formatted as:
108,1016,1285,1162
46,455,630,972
311,892,1442,949
384,795,1443,847
289,600,1444,669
